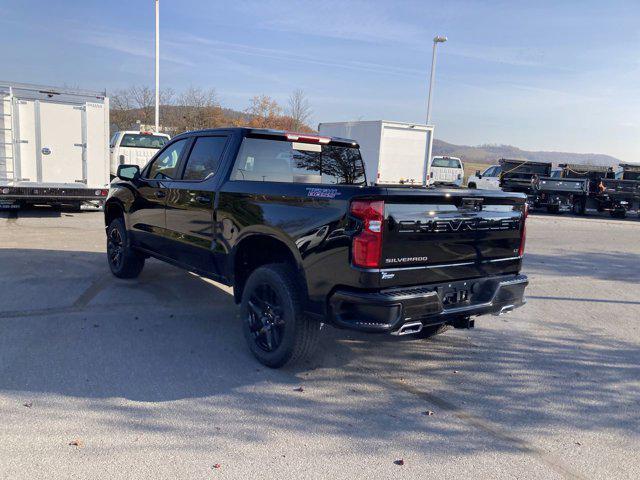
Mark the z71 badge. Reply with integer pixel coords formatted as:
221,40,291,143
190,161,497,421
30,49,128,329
306,188,341,198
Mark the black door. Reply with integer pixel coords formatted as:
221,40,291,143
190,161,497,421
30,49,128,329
128,138,190,253
164,135,229,275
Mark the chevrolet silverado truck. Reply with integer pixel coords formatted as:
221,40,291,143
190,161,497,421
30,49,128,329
104,128,529,367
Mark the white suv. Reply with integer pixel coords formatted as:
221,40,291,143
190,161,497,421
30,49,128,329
467,165,502,190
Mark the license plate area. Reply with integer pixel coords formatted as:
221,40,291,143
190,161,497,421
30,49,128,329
439,287,470,306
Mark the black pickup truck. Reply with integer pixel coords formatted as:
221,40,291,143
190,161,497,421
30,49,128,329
104,128,529,367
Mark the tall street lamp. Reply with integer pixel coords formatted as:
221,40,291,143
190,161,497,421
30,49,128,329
426,35,447,125
154,0,160,131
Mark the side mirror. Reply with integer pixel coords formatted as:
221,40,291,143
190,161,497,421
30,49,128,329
117,164,140,181
475,170,482,178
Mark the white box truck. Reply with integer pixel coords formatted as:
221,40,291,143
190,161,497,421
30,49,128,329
0,81,110,210
318,120,434,186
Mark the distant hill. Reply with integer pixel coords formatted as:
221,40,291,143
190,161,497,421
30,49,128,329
433,139,621,167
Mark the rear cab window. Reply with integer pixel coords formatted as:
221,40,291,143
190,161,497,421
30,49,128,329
230,137,366,185
432,158,462,169
120,133,169,149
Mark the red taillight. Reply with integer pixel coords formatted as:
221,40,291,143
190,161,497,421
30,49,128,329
518,204,528,256
350,200,384,268
285,132,330,144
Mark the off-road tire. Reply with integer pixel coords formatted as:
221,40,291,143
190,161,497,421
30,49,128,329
240,264,320,368
106,217,145,278
572,200,586,215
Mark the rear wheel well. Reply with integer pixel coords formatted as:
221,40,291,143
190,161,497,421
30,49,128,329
104,201,124,227
233,236,304,304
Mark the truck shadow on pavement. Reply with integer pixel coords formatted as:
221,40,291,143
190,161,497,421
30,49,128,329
0,247,639,456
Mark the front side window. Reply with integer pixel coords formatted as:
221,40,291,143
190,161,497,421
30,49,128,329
147,139,188,180
182,136,228,181
231,138,366,185
120,133,169,149
483,166,496,177
109,133,119,148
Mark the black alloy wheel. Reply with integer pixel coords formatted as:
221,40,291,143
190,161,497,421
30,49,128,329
107,226,124,271
106,217,145,278
247,283,286,353
240,264,320,368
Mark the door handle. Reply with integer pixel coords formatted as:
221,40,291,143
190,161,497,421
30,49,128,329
195,195,211,204
154,190,166,199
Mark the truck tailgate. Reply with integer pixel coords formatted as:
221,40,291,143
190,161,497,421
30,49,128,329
537,177,587,193
381,188,525,271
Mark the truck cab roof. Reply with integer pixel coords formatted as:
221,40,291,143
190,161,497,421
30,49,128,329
116,130,170,137
171,127,360,148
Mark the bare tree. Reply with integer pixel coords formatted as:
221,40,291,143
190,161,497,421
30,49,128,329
245,95,283,128
287,89,312,131
110,85,156,131
111,85,303,134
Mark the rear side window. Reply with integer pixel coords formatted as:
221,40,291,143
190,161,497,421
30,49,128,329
147,139,189,180
182,136,228,181
231,137,366,185
120,134,169,149
432,158,462,168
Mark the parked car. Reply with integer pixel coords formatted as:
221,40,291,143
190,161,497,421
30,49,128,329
428,156,464,186
109,131,170,178
104,128,529,368
467,165,502,190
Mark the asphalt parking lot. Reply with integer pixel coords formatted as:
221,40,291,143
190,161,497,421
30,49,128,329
0,208,639,479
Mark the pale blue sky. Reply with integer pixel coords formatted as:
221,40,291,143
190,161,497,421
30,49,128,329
1,0,639,161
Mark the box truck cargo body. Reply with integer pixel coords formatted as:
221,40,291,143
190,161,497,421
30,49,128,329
318,121,434,186
0,81,110,209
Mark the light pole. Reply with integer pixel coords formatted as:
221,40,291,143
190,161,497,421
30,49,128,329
426,35,447,125
154,0,160,132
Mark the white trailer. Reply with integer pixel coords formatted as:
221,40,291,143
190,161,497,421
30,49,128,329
318,120,434,186
0,81,110,209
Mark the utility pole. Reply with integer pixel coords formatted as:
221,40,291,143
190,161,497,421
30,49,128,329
154,0,160,131
426,35,447,125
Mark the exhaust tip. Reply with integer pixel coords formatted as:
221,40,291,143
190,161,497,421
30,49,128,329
494,304,516,316
391,321,423,336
